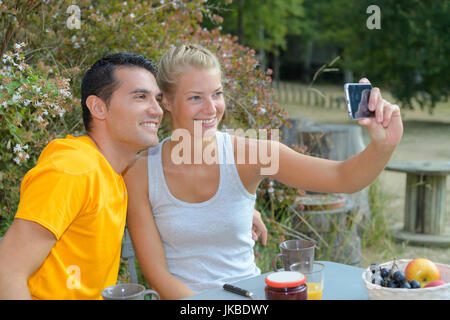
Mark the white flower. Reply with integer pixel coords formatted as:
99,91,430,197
268,187,274,193
13,157,21,165
24,99,31,106
13,144,22,153
129,13,135,19
12,94,21,103
59,89,71,97
257,107,266,114
23,144,29,150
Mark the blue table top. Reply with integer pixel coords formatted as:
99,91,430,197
184,261,369,300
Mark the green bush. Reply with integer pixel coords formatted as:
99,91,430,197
0,43,76,230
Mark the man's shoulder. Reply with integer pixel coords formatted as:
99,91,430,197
38,135,102,175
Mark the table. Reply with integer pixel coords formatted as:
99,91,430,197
385,160,450,246
184,261,369,300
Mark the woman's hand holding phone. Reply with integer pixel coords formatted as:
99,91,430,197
354,78,403,149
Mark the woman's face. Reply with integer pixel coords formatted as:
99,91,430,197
165,67,225,139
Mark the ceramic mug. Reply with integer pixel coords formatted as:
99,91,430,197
101,283,160,300
272,239,316,272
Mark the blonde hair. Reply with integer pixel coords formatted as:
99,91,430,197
156,43,222,100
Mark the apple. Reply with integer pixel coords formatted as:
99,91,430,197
405,258,441,287
424,280,446,288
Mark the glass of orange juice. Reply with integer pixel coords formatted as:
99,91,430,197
290,262,325,300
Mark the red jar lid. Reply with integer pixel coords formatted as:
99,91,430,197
265,271,306,288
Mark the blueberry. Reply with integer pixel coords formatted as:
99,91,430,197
380,268,389,278
409,280,421,289
393,271,406,283
387,279,397,288
399,281,411,289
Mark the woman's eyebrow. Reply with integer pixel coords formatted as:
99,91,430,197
184,87,223,95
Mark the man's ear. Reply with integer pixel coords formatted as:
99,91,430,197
85,95,108,120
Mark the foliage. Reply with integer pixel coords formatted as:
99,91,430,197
206,0,305,56
0,43,76,228
304,0,450,112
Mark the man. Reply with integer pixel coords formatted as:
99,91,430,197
0,52,164,299
0,52,267,300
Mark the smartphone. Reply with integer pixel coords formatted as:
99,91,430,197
344,83,375,120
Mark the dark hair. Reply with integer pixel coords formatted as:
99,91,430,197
81,52,157,132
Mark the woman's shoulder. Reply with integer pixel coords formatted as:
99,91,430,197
123,150,149,181
226,132,265,149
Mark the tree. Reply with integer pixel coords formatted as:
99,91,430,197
207,0,305,70
306,0,450,112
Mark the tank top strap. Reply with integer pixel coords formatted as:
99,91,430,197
218,131,256,200
147,137,169,206
218,130,235,165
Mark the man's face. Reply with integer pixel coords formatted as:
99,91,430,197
105,66,163,151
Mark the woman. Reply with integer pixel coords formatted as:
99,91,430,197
124,44,403,299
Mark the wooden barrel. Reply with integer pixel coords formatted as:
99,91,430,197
281,120,371,228
292,195,362,266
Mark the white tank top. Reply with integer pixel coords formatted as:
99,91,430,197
147,131,261,293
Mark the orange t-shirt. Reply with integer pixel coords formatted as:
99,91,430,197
15,135,127,299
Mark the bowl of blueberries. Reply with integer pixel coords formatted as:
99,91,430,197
362,258,450,300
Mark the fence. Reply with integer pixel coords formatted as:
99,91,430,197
273,81,348,110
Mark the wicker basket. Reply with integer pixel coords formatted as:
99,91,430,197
362,259,450,300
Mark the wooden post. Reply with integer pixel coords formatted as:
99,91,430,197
329,95,334,109
404,174,446,235
385,161,450,246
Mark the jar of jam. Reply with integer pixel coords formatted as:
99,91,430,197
265,271,307,300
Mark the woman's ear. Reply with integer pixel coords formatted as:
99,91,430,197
161,94,173,113
85,95,108,120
